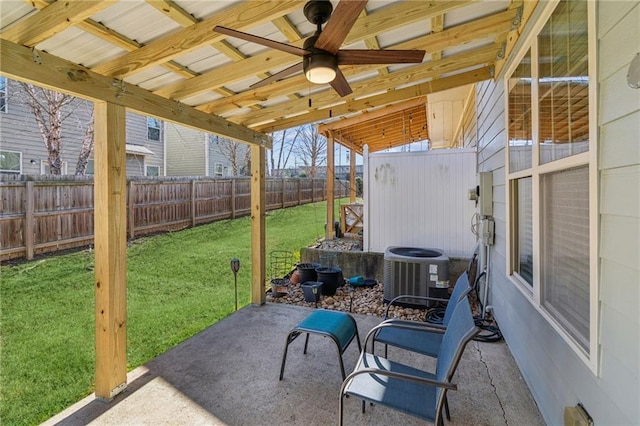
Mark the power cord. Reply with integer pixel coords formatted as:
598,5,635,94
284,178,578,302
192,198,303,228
423,307,503,343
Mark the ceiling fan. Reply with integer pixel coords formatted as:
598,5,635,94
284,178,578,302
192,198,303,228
214,0,425,97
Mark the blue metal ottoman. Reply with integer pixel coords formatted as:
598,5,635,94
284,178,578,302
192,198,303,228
280,310,361,380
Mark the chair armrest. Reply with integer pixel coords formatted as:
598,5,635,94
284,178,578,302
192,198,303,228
364,321,446,348
380,318,446,330
340,367,457,393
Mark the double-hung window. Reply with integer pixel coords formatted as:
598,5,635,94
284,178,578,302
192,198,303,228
147,117,161,141
506,0,597,370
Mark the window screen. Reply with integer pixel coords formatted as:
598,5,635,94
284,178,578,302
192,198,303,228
541,165,590,351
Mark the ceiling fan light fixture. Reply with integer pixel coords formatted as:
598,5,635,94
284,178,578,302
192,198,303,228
304,54,337,84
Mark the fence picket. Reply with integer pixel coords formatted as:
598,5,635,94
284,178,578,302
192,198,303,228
1,176,348,261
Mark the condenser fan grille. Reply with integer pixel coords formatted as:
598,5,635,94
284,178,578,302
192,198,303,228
388,247,443,258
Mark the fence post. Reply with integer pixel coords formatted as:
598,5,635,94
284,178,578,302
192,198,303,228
128,180,135,239
25,181,34,260
231,178,236,219
297,178,301,206
191,179,197,227
281,178,285,209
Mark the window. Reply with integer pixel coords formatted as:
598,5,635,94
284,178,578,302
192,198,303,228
0,77,7,113
147,117,161,141
145,165,160,177
508,49,532,173
511,177,533,286
86,159,94,175
0,150,21,173
541,166,590,351
506,0,596,364
537,0,589,163
40,160,68,175
214,163,224,177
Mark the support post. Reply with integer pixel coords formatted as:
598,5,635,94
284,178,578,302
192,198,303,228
25,181,34,260
326,131,335,240
250,145,266,305
349,149,356,203
94,101,127,400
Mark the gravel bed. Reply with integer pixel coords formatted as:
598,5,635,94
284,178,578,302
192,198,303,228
267,281,430,322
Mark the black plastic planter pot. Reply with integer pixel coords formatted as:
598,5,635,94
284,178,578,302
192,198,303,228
315,267,342,296
270,278,289,298
297,262,321,284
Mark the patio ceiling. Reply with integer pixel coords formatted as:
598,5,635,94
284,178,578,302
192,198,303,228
0,0,532,141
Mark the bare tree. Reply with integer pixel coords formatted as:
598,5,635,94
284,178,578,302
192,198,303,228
295,124,326,178
20,83,94,175
269,127,300,176
75,110,95,175
213,135,249,176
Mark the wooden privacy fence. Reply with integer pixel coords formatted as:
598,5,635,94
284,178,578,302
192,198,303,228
1,176,348,261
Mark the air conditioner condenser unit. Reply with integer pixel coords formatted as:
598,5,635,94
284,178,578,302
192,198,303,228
383,246,450,308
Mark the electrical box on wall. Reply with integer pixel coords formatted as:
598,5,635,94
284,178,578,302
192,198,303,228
479,172,493,217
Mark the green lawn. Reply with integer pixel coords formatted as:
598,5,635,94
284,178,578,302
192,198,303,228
0,200,336,426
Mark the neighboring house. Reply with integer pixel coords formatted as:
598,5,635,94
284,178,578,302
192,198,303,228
164,122,249,177
304,164,364,179
458,1,638,424
0,77,164,177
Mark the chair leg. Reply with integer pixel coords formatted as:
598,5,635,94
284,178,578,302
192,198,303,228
279,332,295,380
303,333,310,354
338,394,345,426
336,348,346,380
444,395,451,420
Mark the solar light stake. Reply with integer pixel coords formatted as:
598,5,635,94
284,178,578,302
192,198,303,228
230,258,240,311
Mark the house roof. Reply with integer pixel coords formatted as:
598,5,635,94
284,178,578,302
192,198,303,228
0,0,534,146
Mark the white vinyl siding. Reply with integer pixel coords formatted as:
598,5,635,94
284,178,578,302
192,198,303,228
164,123,207,176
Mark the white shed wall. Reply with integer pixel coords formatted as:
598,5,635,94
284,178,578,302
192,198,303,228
363,148,477,257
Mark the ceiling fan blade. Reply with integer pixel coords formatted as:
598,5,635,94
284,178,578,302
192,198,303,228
214,26,308,57
329,68,353,97
315,0,368,54
337,49,426,65
250,62,304,89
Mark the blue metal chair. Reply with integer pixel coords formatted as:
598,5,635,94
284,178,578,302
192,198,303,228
339,296,479,425
373,271,473,358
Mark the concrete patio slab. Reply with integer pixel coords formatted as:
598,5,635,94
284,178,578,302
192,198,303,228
43,304,543,426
